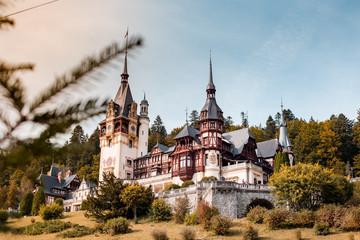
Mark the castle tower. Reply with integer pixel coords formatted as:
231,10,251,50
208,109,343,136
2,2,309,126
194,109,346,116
99,32,149,181
199,56,223,178
278,102,294,166
137,93,150,158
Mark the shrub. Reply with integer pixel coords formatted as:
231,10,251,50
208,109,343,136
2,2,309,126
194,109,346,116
184,211,198,225
348,233,355,240
39,203,63,220
197,200,219,231
180,227,196,240
23,220,71,235
30,218,35,223
20,190,33,216
315,204,346,228
247,206,267,224
57,225,95,238
150,198,172,222
264,208,290,230
174,196,191,224
151,228,169,240
200,176,217,182
211,215,233,235
340,207,360,231
32,187,46,215
292,210,315,228
104,217,131,235
181,181,195,188
0,210,9,224
294,229,302,240
314,222,330,236
242,224,258,240
163,183,180,192
54,198,63,207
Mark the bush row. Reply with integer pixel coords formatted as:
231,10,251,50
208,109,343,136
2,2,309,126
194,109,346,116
247,204,360,233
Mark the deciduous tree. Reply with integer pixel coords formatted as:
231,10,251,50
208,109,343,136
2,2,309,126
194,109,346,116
270,163,351,211
120,184,153,220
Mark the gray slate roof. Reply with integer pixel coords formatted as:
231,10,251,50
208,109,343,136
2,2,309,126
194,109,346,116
165,145,176,153
222,128,255,155
153,143,170,153
114,82,133,117
174,125,200,140
201,98,222,119
256,139,279,159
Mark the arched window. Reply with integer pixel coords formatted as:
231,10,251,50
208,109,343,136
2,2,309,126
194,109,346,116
187,155,191,167
129,139,132,148
109,139,112,147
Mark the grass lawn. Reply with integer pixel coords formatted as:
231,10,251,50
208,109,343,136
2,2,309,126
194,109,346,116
0,211,360,239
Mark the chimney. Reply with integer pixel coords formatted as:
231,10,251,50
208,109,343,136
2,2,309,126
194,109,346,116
57,172,62,184
66,170,72,178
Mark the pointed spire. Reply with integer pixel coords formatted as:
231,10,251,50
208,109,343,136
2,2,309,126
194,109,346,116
121,27,129,82
82,174,86,182
207,50,215,91
279,101,292,149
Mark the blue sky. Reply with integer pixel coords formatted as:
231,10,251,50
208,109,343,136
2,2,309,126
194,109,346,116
1,0,360,139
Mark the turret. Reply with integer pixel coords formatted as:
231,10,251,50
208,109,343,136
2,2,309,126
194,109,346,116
278,102,294,166
200,55,223,179
138,93,150,158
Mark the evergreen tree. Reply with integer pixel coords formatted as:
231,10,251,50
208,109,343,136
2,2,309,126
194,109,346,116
240,111,249,128
223,116,241,132
330,114,357,165
223,116,234,132
20,190,34,216
32,187,46,215
5,180,19,209
274,152,290,172
265,116,276,140
148,115,167,150
189,110,200,130
82,172,129,221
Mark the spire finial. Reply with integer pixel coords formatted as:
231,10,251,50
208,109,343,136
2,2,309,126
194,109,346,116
121,27,129,80
281,97,283,111
206,50,215,95
143,91,146,100
185,107,188,126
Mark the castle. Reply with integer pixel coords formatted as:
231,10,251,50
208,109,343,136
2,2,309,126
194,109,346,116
99,50,293,191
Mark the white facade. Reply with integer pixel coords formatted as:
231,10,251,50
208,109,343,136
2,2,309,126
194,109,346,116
63,179,96,212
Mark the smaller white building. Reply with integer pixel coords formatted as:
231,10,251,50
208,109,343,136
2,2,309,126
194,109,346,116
63,176,96,212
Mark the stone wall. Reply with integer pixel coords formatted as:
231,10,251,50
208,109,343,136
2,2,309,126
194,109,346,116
156,181,275,219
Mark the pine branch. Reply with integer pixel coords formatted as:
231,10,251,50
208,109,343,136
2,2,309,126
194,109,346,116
34,98,108,141
0,17,14,29
29,37,142,113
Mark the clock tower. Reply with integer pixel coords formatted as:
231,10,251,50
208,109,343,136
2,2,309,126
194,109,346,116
99,42,149,181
